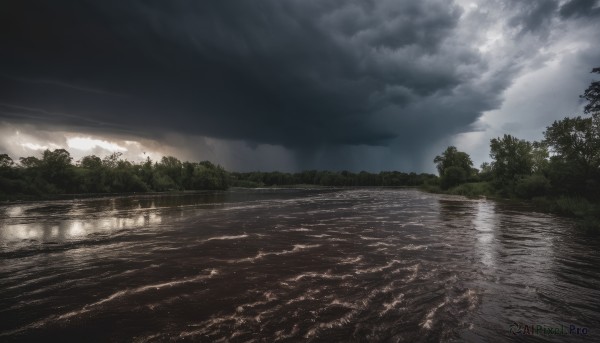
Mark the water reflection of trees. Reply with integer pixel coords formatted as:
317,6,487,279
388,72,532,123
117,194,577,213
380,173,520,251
0,192,232,244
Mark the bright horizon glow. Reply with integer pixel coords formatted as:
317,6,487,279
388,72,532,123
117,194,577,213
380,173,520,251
20,142,49,151
67,137,127,152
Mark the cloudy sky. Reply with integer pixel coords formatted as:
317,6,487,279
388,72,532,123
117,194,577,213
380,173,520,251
1,0,599,172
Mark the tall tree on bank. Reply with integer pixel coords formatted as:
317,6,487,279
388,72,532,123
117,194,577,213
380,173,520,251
582,67,600,117
434,146,474,189
542,67,600,198
489,135,533,186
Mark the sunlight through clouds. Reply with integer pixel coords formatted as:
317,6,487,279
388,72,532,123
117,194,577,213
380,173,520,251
66,137,127,152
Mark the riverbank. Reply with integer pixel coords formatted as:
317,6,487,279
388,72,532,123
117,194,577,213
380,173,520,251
421,181,600,232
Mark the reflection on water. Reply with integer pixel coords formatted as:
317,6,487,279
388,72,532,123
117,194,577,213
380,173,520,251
0,191,301,253
1,189,599,342
473,201,497,268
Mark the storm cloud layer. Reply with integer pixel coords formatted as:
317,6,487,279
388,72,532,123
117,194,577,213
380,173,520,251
1,0,599,171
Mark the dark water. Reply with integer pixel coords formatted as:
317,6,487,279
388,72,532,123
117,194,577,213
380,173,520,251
1,189,599,342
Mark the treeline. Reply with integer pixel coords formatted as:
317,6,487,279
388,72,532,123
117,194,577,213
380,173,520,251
0,152,229,199
428,67,600,225
230,170,437,188
0,150,436,200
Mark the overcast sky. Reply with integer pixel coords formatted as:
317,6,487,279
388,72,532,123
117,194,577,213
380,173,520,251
1,0,599,172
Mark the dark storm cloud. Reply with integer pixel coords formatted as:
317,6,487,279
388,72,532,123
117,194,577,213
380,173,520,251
0,0,475,147
0,0,597,171
559,0,600,19
508,0,559,35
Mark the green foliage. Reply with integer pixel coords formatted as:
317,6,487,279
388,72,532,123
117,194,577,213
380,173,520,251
0,154,14,168
489,134,534,187
514,174,550,199
544,116,600,170
582,67,600,117
433,146,474,189
434,146,474,177
231,179,262,188
423,67,600,231
0,150,437,199
543,115,600,199
151,173,176,191
532,196,595,218
0,149,230,197
229,170,437,188
478,162,493,182
553,196,595,217
446,182,495,197
440,166,466,189
531,141,550,174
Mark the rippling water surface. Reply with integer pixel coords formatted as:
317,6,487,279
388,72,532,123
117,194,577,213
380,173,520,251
1,188,599,342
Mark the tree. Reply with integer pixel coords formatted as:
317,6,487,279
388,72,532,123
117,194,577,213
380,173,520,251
80,155,102,169
39,149,75,192
0,154,13,168
157,156,183,188
434,146,474,177
544,116,600,173
478,162,493,181
441,166,467,189
543,116,600,198
489,135,533,185
19,156,41,168
531,141,549,174
102,152,123,169
79,155,106,193
582,67,600,117
434,146,474,188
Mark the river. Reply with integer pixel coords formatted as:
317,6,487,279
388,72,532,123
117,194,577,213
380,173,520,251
0,188,598,342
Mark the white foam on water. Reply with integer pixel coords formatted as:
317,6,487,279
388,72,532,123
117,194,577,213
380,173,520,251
337,256,363,264
203,234,249,242
285,288,323,305
358,235,380,240
326,229,350,234
327,237,348,242
181,290,284,339
236,291,278,314
330,298,360,309
2,269,220,337
354,260,402,274
286,228,311,232
220,244,321,264
402,263,420,282
287,270,353,282
57,268,219,321
381,293,405,315
305,280,397,338
401,244,428,250
236,301,266,314
308,234,330,238
453,288,478,311
368,242,395,247
274,324,301,341
420,298,448,330
291,244,320,251
133,333,162,343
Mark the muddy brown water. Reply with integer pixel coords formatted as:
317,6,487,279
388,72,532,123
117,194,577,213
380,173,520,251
1,188,598,342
